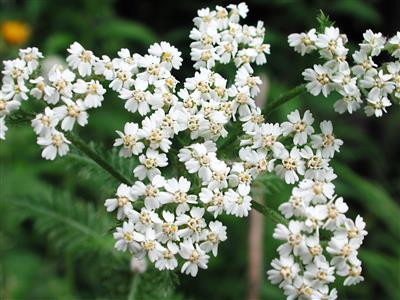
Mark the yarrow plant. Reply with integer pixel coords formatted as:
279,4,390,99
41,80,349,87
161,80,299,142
5,2,399,299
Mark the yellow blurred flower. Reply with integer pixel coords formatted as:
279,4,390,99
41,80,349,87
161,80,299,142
1,20,30,45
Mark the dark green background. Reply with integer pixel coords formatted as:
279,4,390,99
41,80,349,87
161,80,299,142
0,0,399,299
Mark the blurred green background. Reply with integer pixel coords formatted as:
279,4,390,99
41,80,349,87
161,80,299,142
0,0,399,299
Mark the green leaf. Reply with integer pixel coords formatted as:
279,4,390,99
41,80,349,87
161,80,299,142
333,162,400,236
316,10,335,32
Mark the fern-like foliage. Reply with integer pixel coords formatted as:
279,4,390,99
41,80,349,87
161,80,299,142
9,190,114,256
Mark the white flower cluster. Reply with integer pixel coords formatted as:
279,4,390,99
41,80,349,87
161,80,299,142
289,27,400,117
102,2,273,277
268,166,368,299
0,42,110,159
0,47,43,139
190,2,270,70
0,3,369,298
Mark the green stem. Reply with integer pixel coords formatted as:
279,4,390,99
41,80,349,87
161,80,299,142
262,84,306,116
127,274,140,300
252,201,288,225
65,132,132,186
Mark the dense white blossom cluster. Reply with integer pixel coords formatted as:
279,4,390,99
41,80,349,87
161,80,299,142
267,143,368,299
0,3,370,299
289,28,400,117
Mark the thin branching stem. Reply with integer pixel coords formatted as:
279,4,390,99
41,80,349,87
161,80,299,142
262,84,306,116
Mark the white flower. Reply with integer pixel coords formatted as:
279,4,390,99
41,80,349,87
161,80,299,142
273,221,307,256
131,208,162,233
228,162,252,195
119,79,151,115
137,55,165,84
387,62,400,98
333,89,362,114
31,107,59,135
267,255,300,287
2,58,28,79
105,183,135,220
315,27,347,59
389,32,400,58
131,175,166,210
44,67,75,104
304,256,335,289
53,98,88,131
181,143,218,183
279,191,307,219
234,66,261,97
352,50,377,77
179,239,209,277
323,197,349,230
239,147,274,175
94,55,115,80
274,147,305,184
224,188,252,218
301,146,330,180
2,76,29,102
157,211,180,243
200,220,227,256
19,47,43,73
155,241,179,270
73,79,106,108
30,76,46,99
199,188,225,218
300,234,323,264
251,37,270,65
149,41,182,70
340,263,364,286
110,62,133,92
0,91,20,117
327,237,361,269
250,122,285,155
364,95,391,117
288,29,318,55
114,122,145,158
335,215,367,242
66,42,96,76
227,2,249,22
139,114,171,152
139,228,165,263
302,64,334,97
360,69,394,99
311,121,343,158
162,176,198,215
113,221,144,252
133,148,168,180
208,159,230,190
37,130,70,160
283,276,316,300
281,110,314,145
298,177,336,204
360,30,386,56
177,207,206,242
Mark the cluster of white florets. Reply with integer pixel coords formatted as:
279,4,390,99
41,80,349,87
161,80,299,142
0,3,370,298
0,42,110,159
0,47,43,140
289,27,400,117
267,152,368,299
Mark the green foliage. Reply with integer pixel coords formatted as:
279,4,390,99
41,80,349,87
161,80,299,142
316,10,335,32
